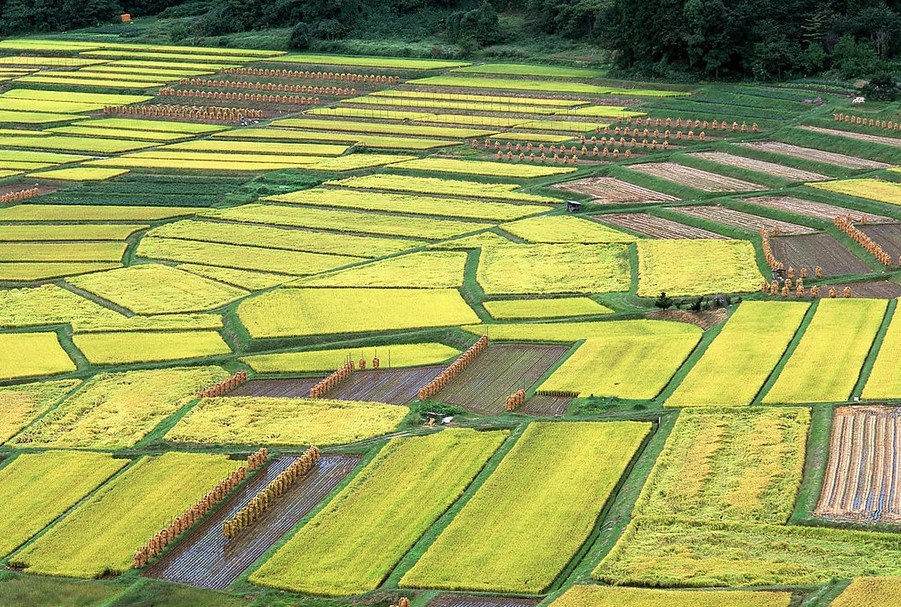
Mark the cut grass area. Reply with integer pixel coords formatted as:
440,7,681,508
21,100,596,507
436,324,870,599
390,157,576,177
238,288,479,338
265,188,550,221
501,215,636,243
206,204,489,240
0,575,121,607
0,380,80,443
634,407,810,524
401,421,649,593
860,305,901,400
477,243,631,295
67,264,247,315
241,342,460,373
136,237,357,275
762,298,887,404
296,251,467,288
0,451,127,558
72,330,231,365
166,397,409,447
637,239,762,297
549,584,791,607
666,301,810,407
327,173,561,203
464,320,702,399
8,366,227,449
0,332,75,380
13,452,240,578
249,429,506,596
483,297,612,319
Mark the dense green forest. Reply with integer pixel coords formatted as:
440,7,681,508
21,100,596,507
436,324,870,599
1,0,900,80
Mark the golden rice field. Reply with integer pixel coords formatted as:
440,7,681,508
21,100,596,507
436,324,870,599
265,188,550,221
0,204,195,221
832,578,901,607
0,224,147,241
9,366,227,449
166,397,409,446
271,117,497,139
861,305,901,400
483,297,612,319
67,264,247,315
297,251,467,288
390,158,577,178
637,239,763,297
0,451,127,558
401,421,649,593
250,429,507,596
241,342,460,373
762,298,887,404
0,284,126,328
501,215,636,243
72,330,231,365
0,380,79,443
12,452,240,578
808,178,901,206
666,301,809,407
549,584,791,607
70,313,223,334
0,262,122,281
326,174,560,203
238,288,479,338
477,243,632,295
0,332,75,380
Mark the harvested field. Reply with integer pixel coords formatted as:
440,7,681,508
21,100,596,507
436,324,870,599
744,195,896,224
828,280,901,298
433,344,571,415
687,151,829,181
816,406,901,522
228,378,321,397
429,594,540,607
738,141,890,170
627,162,765,192
145,454,359,589
669,205,818,235
326,366,445,404
770,233,870,276
552,176,680,204
592,213,727,239
519,394,571,416
859,224,901,260
798,125,901,147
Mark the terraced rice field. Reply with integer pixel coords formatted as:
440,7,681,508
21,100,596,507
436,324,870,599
686,151,828,181
737,141,890,169
433,344,571,414
519,394,572,416
816,406,901,522
593,213,727,239
770,233,871,276
627,162,765,192
428,594,540,607
145,454,360,589
798,125,901,147
552,176,680,203
669,205,818,235
743,195,896,223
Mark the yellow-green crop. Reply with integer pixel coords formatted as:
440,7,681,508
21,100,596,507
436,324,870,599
0,332,75,380
249,429,507,595
166,397,409,446
863,305,901,400
483,297,612,319
9,366,227,449
637,239,762,296
72,330,231,365
0,380,80,443
241,342,460,373
667,301,809,407
401,421,649,593
549,585,790,607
